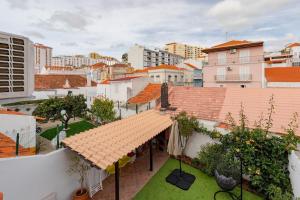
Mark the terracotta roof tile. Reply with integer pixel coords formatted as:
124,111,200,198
0,109,25,115
202,40,263,53
91,62,107,69
45,66,75,71
62,110,172,169
184,63,198,69
35,74,97,90
265,67,300,82
167,87,226,121
148,64,181,71
100,79,110,84
0,132,35,158
286,42,300,48
128,83,161,104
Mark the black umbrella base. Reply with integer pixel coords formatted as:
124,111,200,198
166,169,196,190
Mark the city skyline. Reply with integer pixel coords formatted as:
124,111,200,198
0,0,299,59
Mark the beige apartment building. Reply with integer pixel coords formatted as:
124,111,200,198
164,42,206,60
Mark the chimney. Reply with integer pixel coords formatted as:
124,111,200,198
160,82,169,111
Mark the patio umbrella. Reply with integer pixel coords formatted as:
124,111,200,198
167,120,182,156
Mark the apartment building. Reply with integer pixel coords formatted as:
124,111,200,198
52,54,119,68
284,43,300,66
202,40,264,88
128,44,184,69
34,43,52,74
0,31,34,101
164,42,206,60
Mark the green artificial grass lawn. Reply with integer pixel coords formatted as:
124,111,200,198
40,120,95,140
134,158,263,200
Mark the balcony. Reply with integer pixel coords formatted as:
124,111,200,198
215,74,252,82
204,55,264,66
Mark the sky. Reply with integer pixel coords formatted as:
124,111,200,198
0,0,299,60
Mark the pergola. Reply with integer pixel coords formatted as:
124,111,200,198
62,110,173,200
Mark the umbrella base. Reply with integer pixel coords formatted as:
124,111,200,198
166,169,196,190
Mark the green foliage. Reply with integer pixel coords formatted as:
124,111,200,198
33,94,87,127
2,99,46,106
197,143,224,176
175,111,199,137
91,98,116,124
198,101,299,199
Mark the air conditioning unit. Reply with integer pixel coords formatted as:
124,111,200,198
227,66,232,71
230,49,237,54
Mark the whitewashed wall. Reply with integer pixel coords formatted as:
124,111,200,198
289,151,300,199
0,114,36,148
0,149,79,200
184,132,215,158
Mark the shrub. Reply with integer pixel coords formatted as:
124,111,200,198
197,143,224,176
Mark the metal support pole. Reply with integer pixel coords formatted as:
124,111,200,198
136,104,138,114
149,140,153,171
115,161,120,200
148,102,151,110
119,109,122,119
56,124,60,149
117,101,120,109
126,103,128,111
16,133,19,156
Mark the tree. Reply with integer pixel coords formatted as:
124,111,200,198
33,94,87,128
121,53,128,63
91,98,116,124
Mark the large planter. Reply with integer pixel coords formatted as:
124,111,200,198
73,188,89,200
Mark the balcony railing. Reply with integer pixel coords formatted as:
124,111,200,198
205,55,264,66
215,74,252,82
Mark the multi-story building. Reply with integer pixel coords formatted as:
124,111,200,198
164,42,206,60
264,51,292,67
283,43,300,66
52,54,119,68
34,43,52,74
202,40,265,88
128,44,184,69
0,31,34,102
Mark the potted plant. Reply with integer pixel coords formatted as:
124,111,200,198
68,155,91,200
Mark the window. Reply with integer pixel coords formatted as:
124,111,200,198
150,75,154,79
174,75,178,82
239,49,250,63
168,75,172,82
217,52,226,65
217,67,226,80
239,66,250,80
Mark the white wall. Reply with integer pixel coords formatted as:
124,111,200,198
0,149,79,200
289,151,300,199
0,114,36,148
267,82,300,88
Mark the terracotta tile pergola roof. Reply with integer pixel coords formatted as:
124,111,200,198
127,83,161,104
265,67,300,82
62,110,172,169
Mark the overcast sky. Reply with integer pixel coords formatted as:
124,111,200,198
0,0,299,59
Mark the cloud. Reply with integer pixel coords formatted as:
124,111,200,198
5,0,29,9
23,30,45,39
34,10,90,32
61,42,78,47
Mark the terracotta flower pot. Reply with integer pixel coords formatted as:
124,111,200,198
73,188,89,200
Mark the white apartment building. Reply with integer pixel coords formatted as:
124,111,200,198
128,44,184,69
285,43,300,66
34,43,52,74
0,31,34,102
52,55,119,68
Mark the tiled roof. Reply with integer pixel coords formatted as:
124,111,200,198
286,42,300,48
218,88,300,136
127,83,161,104
35,74,97,90
133,68,149,73
167,87,300,136
265,67,300,82
110,64,129,68
0,132,35,158
109,76,141,82
100,79,110,84
184,63,198,69
266,59,287,64
91,62,107,69
62,110,172,169
168,87,226,121
202,40,263,53
0,109,26,116
148,64,181,71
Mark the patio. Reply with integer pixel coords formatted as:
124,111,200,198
93,148,169,200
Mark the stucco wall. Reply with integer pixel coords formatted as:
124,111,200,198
288,151,300,198
0,114,36,148
0,149,79,200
